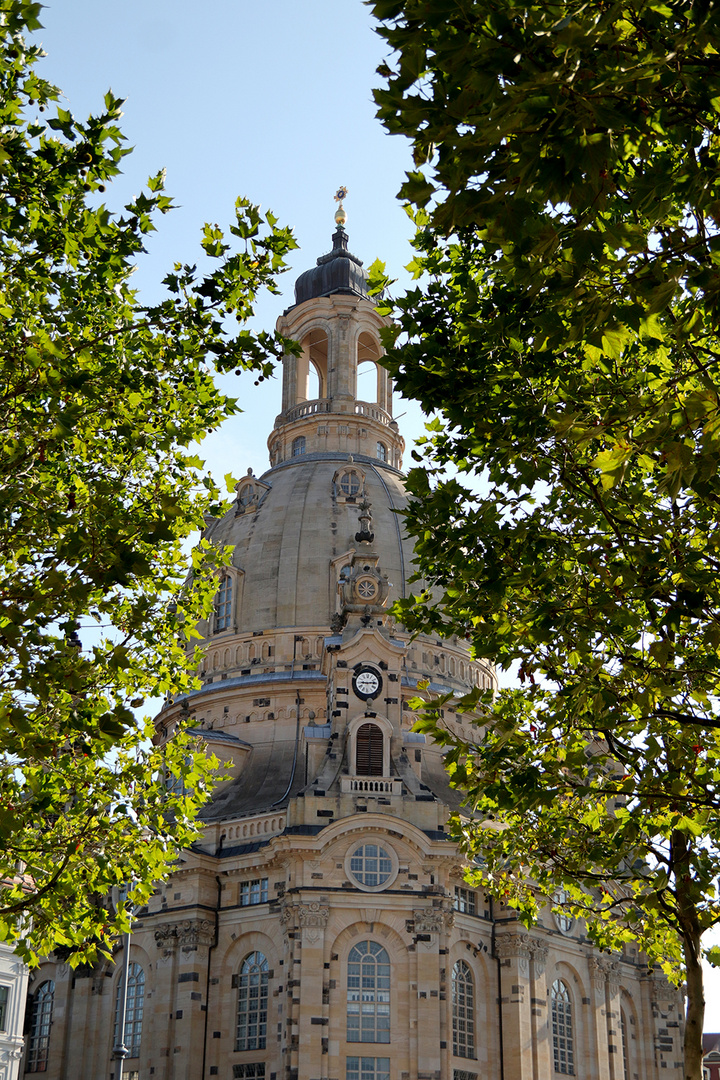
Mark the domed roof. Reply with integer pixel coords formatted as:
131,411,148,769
293,227,369,307
205,452,415,632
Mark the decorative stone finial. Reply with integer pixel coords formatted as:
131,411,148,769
355,498,374,544
334,185,348,227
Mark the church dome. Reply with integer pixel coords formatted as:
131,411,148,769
204,453,414,634
158,220,495,823
292,226,369,306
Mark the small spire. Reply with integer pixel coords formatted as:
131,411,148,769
334,185,348,228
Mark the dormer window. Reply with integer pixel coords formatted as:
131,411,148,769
215,576,233,632
334,464,366,504
238,483,255,507
341,470,361,496
292,436,306,457
376,441,387,462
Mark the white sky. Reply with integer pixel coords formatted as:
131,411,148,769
33,0,720,1029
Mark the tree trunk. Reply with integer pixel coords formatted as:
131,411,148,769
682,927,705,1080
673,830,705,1080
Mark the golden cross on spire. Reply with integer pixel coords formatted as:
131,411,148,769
334,186,348,227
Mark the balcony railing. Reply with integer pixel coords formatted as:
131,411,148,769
341,776,403,795
279,399,392,427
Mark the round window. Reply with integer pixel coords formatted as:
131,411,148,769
239,484,255,507
346,842,398,892
356,577,378,601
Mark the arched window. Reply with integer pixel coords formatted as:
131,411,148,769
114,963,145,1058
356,723,384,776
376,441,387,462
551,979,575,1075
452,961,475,1059
620,1008,629,1080
347,941,390,1043
26,980,54,1072
292,436,306,457
340,470,361,496
235,951,269,1051
215,576,233,632
239,483,255,507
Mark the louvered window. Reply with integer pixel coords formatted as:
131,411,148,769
356,723,384,776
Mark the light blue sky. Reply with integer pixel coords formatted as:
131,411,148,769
35,2,720,1028
37,0,428,484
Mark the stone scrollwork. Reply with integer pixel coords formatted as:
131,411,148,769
154,918,215,950
178,918,215,948
588,955,621,995
298,902,330,929
528,941,548,976
494,932,534,961
413,908,454,933
280,902,298,930
154,923,178,950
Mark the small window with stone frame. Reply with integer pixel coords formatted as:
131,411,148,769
454,887,477,916
346,1057,390,1080
240,878,269,906
214,575,233,632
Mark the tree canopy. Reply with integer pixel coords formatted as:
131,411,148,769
0,0,297,963
371,0,720,1073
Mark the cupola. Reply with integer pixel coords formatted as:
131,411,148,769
268,197,404,470
292,226,369,307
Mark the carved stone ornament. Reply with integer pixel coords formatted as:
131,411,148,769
298,902,329,929
177,918,215,948
339,551,389,616
413,908,454,934
528,941,548,975
494,932,534,960
588,955,621,994
154,923,179,950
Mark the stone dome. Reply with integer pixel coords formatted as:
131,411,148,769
203,452,414,634
292,226,368,307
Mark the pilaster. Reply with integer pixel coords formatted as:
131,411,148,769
527,942,550,1080
588,956,615,1080
151,921,182,1080
494,932,534,1080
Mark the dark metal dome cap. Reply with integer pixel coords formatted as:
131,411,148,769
293,227,369,306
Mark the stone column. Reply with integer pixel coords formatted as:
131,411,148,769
282,352,298,413
588,956,614,1080
649,972,685,1078
171,917,216,1080
295,902,330,1080
494,932,534,1080
603,961,622,1080
413,906,451,1080
437,908,454,1080
151,922,181,1080
527,942,550,1080
280,901,302,1080
330,314,354,410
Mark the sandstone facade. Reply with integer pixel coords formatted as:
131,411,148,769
21,224,684,1080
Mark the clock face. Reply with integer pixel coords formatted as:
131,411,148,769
353,668,382,700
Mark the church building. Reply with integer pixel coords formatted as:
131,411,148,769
21,210,685,1080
